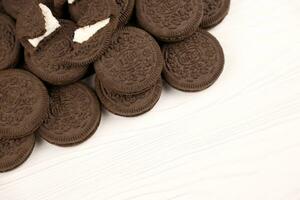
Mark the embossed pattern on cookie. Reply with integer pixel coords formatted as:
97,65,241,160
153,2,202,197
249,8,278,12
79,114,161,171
115,0,135,27
0,14,20,70
66,0,120,65
200,0,230,28
2,0,27,19
38,83,101,146
26,19,75,61
69,0,112,26
94,27,164,95
136,0,203,42
162,29,224,92
0,134,35,172
95,77,162,117
19,1,118,67
0,69,49,139
24,21,89,85
0,0,5,12
25,53,89,85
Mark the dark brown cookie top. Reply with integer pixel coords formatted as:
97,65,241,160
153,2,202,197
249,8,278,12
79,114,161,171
0,14,20,70
2,0,27,19
136,0,203,42
25,21,77,85
15,2,46,42
0,69,49,139
38,82,101,147
95,26,164,94
162,29,224,92
25,19,75,63
24,20,89,85
24,20,87,81
0,134,35,172
115,0,135,27
25,51,89,85
200,0,230,28
68,0,118,27
95,77,162,117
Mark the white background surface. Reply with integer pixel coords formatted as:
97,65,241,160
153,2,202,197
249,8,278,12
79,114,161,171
1,0,300,199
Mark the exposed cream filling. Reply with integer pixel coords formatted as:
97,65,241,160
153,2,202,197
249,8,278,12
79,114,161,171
68,0,75,4
73,18,110,43
28,4,60,48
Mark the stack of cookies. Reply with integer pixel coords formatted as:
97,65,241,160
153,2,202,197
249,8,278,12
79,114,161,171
94,27,164,117
0,0,230,172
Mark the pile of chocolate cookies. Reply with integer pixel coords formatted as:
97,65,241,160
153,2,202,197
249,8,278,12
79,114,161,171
0,0,230,172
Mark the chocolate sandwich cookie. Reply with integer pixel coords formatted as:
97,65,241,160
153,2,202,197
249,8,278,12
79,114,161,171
115,0,135,27
95,77,162,117
22,19,88,85
38,83,101,147
66,0,119,65
0,14,20,70
18,1,118,66
95,26,164,95
16,1,67,53
136,0,203,42
200,0,230,28
162,29,224,92
0,134,35,172
0,69,49,139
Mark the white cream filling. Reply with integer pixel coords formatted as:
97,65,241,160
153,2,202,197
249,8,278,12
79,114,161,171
28,4,61,48
73,18,110,43
68,0,75,4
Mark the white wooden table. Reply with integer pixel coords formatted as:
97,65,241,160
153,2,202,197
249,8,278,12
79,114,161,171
1,0,300,199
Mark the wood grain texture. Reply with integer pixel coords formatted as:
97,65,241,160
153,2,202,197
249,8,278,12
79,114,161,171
1,0,300,199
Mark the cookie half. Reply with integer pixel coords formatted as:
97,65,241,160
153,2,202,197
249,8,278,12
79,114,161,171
67,0,120,65
38,82,101,147
0,69,49,139
16,2,60,52
0,134,35,172
0,13,20,70
162,29,224,92
95,77,162,117
136,0,203,42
